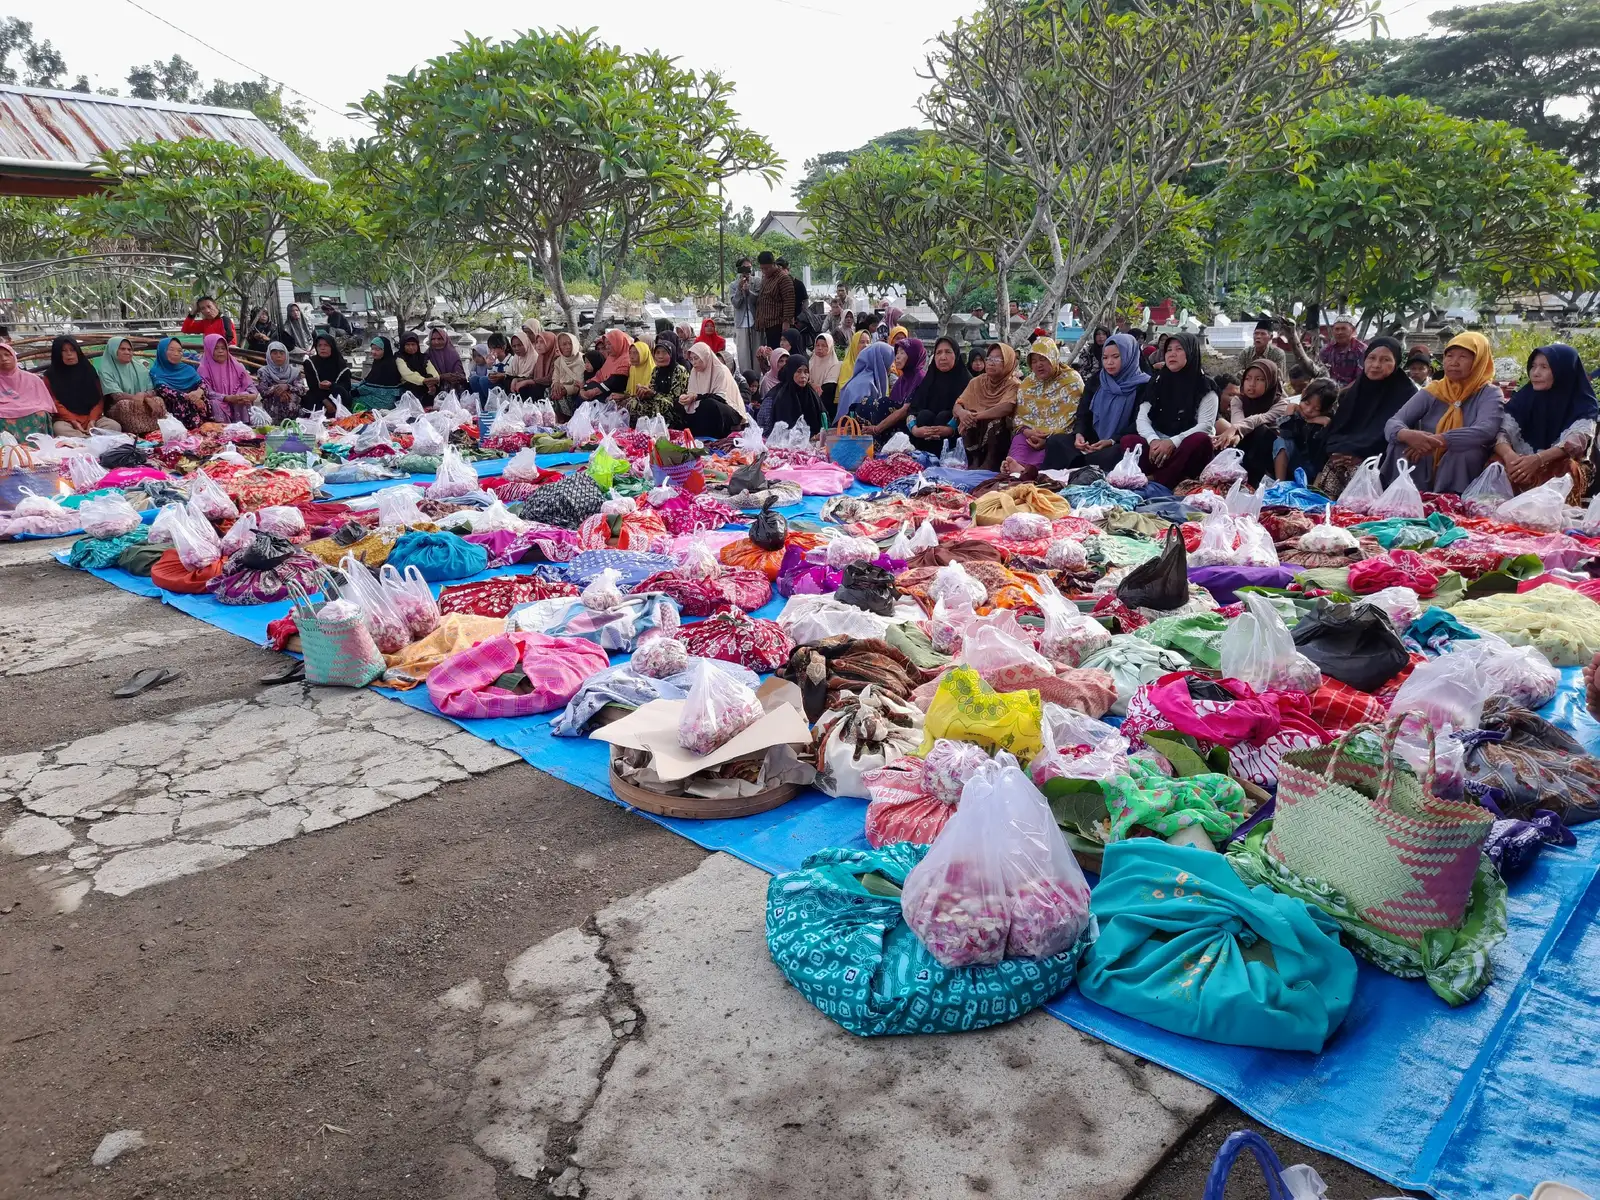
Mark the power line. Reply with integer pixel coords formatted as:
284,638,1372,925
117,0,364,124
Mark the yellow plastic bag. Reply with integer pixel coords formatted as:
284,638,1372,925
919,666,1043,759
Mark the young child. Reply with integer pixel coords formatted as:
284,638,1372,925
1405,346,1436,387
1274,378,1337,480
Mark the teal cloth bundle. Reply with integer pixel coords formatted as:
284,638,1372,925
1077,841,1358,1053
68,526,149,570
386,531,489,582
766,843,1082,1037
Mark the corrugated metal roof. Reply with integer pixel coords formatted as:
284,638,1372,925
0,84,321,182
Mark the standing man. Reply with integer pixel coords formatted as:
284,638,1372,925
754,251,794,351
1236,318,1288,376
181,296,236,345
728,256,761,374
1318,314,1367,388
780,257,810,336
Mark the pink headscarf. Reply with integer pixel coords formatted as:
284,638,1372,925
0,339,55,419
198,333,253,396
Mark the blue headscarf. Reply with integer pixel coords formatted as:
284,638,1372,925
836,341,895,420
1089,331,1150,439
147,336,202,392
1505,343,1597,452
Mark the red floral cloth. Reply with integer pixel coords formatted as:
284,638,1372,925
632,572,734,617
1347,549,1440,597
1308,677,1389,733
438,575,577,619
675,612,794,672
862,756,955,848
854,453,923,488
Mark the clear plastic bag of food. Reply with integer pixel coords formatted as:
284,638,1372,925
375,484,426,528
1190,510,1239,567
580,566,625,612
1001,511,1053,540
881,431,913,455
922,738,991,803
170,503,222,570
960,623,1053,674
255,505,305,537
187,469,240,521
1371,457,1424,520
146,503,183,546
378,562,440,640
887,522,914,561
632,635,689,679
825,535,881,568
1219,592,1322,694
503,447,544,482
77,492,143,539
1107,445,1147,489
929,593,975,655
488,398,525,439
1461,461,1514,517
1045,537,1088,571
221,422,256,442
1391,652,1492,733
939,438,968,469
219,510,260,556
677,657,764,756
1298,505,1358,553
1582,491,1600,535
66,453,108,491
1234,516,1280,567
1450,635,1561,709
1362,585,1422,630
677,537,722,580
1200,446,1247,486
735,423,766,455
1224,477,1261,519
901,752,1092,966
156,416,188,444
1029,703,1131,786
427,445,479,498
1033,580,1110,665
408,417,446,457
1336,455,1385,514
337,554,411,654
1184,489,1228,514
1496,475,1571,533
600,491,637,517
932,561,986,608
909,518,939,552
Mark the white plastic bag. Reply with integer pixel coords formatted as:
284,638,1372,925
825,535,881,568
1298,506,1358,554
1234,516,1279,567
1190,510,1239,567
410,417,447,456
1219,592,1322,694
1199,446,1247,486
296,412,327,442
1184,489,1228,514
427,446,479,498
1450,635,1561,709
636,413,669,441
887,522,914,561
187,469,239,521
77,492,142,539
881,431,912,455
928,593,975,655
255,505,305,537
485,386,508,413
86,431,133,458
1461,461,1514,517
221,422,256,442
169,504,222,570
600,491,637,517
1371,457,1424,520
378,562,440,641
337,554,410,654
156,416,188,444
901,752,1092,966
1107,445,1147,489
1581,491,1600,535
677,537,722,580
489,397,525,439
932,561,986,608
213,442,250,467
1496,475,1571,533
502,447,543,483
1000,511,1052,540
566,404,596,446
1045,538,1088,571
1391,653,1492,733
678,658,764,756
632,635,689,679
219,510,260,556
909,518,940,553
1336,455,1385,514
580,567,625,612
939,438,969,470
1034,585,1110,666
375,484,426,528
1362,585,1422,630
66,453,107,491
146,503,184,546
735,423,766,455
1224,477,1261,519
1029,703,1131,786
959,623,1053,674
646,482,678,508
330,395,352,420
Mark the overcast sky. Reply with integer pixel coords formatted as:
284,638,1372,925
19,0,1457,217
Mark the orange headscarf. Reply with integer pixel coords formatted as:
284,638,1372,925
1425,331,1494,460
596,329,633,380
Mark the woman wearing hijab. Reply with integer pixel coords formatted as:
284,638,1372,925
1045,330,1150,471
396,332,441,403
757,345,790,400
278,302,314,353
780,327,807,357
760,352,822,436
43,336,117,435
148,336,210,429
695,318,726,356
1214,357,1291,482
907,336,969,452
578,330,634,403
198,333,259,423
1075,325,1111,377
547,332,587,418
877,305,905,342
966,347,988,378
855,336,924,442
1003,337,1085,473
307,333,356,413
96,336,165,435
256,341,309,421
502,328,541,398
835,329,871,393
245,307,276,354
630,335,690,422
1383,331,1503,493
1313,334,1415,496
887,325,910,349
809,332,842,419
835,341,894,425
0,336,59,441
624,337,655,402
1495,344,1597,497
427,328,468,394
1120,331,1218,486
673,341,746,438
953,342,1022,470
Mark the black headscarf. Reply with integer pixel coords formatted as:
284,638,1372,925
583,349,605,382
362,336,400,387
1143,332,1212,436
655,330,688,369
1322,335,1415,458
909,337,969,416
1505,343,1598,452
398,332,431,377
762,352,822,435
780,327,806,355
43,336,104,417
967,347,987,377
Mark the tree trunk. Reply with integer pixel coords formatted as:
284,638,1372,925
995,271,1010,348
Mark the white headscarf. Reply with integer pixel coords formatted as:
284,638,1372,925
688,341,745,417
809,332,840,391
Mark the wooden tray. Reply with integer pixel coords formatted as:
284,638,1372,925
608,759,800,820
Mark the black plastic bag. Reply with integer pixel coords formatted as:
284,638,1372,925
236,531,296,570
729,453,769,496
750,495,788,551
1116,526,1188,611
1289,601,1408,693
834,561,898,615
331,520,368,546
99,443,148,468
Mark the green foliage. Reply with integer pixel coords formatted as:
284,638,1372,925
0,196,71,263
1363,0,1600,183
795,127,928,200
1490,324,1600,379
74,138,339,326
439,255,533,321
0,17,70,88
354,27,779,330
125,55,200,102
1232,94,1597,329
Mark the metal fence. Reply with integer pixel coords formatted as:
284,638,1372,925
0,252,198,333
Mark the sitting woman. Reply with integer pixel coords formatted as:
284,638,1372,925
148,336,210,429
1044,331,1150,472
1313,336,1414,496
307,334,356,414
953,342,1021,470
577,330,634,403
1383,331,1500,493
278,302,314,354
966,346,987,378
672,341,747,439
426,328,469,395
760,352,822,436
503,328,542,398
630,333,689,422
851,336,923,443
244,307,276,354
1214,358,1291,481
835,329,872,395
0,335,58,442
95,335,166,436
43,336,118,436
1273,378,1338,481
256,341,309,421
1495,343,1596,499
1120,331,1218,487
199,333,259,424
547,333,587,419
1002,337,1085,475
467,343,494,406
907,336,969,453
810,332,841,420
835,341,895,432
395,332,440,404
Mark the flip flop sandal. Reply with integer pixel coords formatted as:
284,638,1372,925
260,659,305,685
113,667,181,698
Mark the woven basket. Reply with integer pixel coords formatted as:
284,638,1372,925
822,417,875,470
1266,714,1491,943
287,579,384,688
0,444,59,511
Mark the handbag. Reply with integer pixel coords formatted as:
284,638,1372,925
287,577,385,687
1267,713,1493,943
822,416,875,470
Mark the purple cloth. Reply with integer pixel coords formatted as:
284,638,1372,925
1006,432,1047,468
1187,564,1298,605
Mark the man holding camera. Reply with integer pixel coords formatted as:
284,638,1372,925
728,256,762,374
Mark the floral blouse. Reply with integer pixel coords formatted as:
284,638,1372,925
1014,366,1085,434
630,365,688,421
